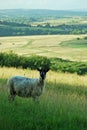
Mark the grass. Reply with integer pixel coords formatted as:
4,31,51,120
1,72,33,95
0,67,87,130
61,39,87,48
0,34,87,61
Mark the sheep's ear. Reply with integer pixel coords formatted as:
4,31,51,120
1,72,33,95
45,68,50,72
37,68,41,72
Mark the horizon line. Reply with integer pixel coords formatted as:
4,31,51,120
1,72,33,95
0,8,87,11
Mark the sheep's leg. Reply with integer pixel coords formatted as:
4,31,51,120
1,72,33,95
8,94,15,101
8,87,16,101
33,96,39,103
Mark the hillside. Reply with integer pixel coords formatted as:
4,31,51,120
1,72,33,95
0,9,87,36
0,9,87,18
0,67,87,130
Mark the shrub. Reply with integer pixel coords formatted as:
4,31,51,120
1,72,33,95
77,37,80,40
84,36,87,40
0,52,21,67
0,52,51,70
50,58,87,75
0,52,87,75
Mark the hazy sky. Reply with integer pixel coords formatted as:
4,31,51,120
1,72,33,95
0,0,87,10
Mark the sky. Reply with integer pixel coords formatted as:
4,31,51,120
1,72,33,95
0,0,87,10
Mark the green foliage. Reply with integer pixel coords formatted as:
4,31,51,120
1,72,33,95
1,20,87,36
83,36,87,40
50,58,87,75
0,52,87,75
0,52,21,67
20,55,51,69
0,52,50,70
77,37,80,40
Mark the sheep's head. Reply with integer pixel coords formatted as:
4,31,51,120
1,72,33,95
37,68,49,80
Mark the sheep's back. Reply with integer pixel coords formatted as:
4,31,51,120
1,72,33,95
8,76,38,90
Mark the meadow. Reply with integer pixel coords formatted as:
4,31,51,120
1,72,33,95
0,34,87,61
0,67,87,130
0,8,87,129
0,34,87,130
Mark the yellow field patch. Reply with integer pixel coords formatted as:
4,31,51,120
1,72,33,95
0,34,87,61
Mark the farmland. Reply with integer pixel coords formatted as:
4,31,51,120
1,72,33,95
0,9,87,130
0,35,87,129
0,34,87,61
0,9,87,36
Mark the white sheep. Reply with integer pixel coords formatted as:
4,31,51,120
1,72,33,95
7,68,49,101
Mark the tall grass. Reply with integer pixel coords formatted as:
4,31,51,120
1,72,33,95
0,67,87,130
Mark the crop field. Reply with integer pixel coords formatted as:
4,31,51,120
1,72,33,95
0,67,87,130
0,34,87,61
34,16,87,26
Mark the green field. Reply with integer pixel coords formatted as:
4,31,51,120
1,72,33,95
0,67,87,130
61,38,87,48
0,34,87,61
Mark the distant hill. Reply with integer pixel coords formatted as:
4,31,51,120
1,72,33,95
0,9,87,18
0,9,87,36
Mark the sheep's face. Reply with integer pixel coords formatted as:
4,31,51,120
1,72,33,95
37,68,49,80
40,70,46,79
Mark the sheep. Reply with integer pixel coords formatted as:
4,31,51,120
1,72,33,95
7,68,49,102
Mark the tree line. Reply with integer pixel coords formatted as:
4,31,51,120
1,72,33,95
0,20,87,36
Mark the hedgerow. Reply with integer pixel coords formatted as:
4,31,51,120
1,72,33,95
0,52,50,70
0,52,87,75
